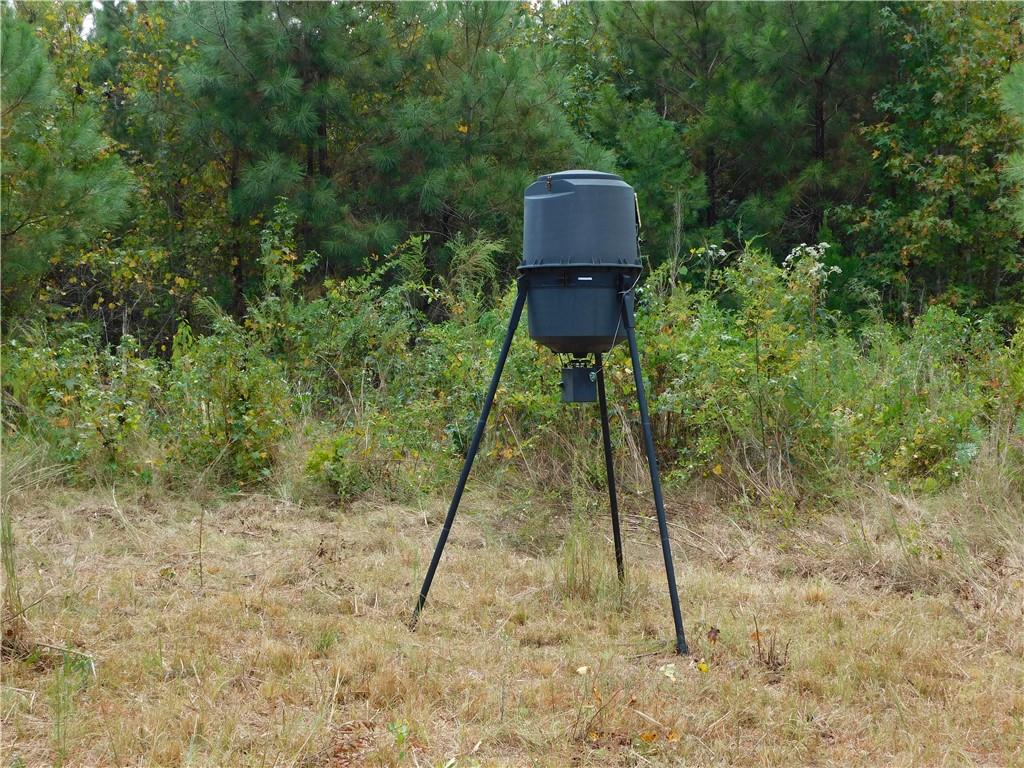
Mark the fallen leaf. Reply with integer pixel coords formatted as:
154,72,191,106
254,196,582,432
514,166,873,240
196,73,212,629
712,464,723,476
576,665,590,676
707,626,720,644
587,730,600,742
666,730,681,742
639,730,658,743
658,663,677,681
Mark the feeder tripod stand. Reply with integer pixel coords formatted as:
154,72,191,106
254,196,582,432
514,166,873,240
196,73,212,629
410,276,689,656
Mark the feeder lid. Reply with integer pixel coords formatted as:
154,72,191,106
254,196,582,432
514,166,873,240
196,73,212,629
519,170,641,272
545,169,622,180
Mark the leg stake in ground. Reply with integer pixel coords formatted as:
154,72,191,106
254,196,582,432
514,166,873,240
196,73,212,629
622,291,689,655
410,278,527,629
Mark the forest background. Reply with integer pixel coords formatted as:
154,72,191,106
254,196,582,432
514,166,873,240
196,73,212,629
2,0,1023,515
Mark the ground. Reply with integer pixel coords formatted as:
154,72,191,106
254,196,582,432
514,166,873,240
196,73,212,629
2,482,1023,767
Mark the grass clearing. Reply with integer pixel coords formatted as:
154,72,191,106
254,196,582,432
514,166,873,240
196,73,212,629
2,483,1022,766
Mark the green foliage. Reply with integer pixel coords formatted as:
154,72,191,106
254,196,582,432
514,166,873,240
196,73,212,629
173,1,394,268
1001,62,1024,228
306,406,447,502
3,326,162,479
1,0,1022,509
598,1,885,258
588,91,708,263
837,3,1023,316
643,242,1019,497
167,311,291,484
381,1,585,263
4,223,1021,506
1,8,133,319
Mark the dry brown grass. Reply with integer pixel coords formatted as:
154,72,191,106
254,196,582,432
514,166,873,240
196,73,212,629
2,481,1022,767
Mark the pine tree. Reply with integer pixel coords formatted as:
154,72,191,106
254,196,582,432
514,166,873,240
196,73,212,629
173,1,399,285
378,1,585,269
600,1,738,238
1,8,133,319
600,1,885,252
543,2,706,265
730,2,885,244
1001,62,1024,229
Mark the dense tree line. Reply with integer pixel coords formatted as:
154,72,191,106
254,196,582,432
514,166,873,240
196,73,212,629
3,1,1023,347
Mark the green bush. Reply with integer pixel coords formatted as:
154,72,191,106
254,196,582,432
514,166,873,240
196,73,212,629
306,403,453,502
166,313,292,485
3,325,162,480
641,243,1021,497
4,219,1020,504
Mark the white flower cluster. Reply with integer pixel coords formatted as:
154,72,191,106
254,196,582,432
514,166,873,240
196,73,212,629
700,244,729,262
783,242,841,281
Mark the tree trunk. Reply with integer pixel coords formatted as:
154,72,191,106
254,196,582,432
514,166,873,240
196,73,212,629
705,145,718,226
813,79,826,161
317,108,330,177
811,79,827,235
229,147,246,320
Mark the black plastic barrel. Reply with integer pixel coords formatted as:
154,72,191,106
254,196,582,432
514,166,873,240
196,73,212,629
518,170,640,354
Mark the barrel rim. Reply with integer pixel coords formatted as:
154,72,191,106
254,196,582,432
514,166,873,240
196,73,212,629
517,263,641,273
538,169,623,181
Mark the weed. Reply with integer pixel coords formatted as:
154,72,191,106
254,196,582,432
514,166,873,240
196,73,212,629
51,652,92,766
5,235,1019,506
1,504,25,654
312,630,339,657
1,446,64,656
752,615,791,683
387,720,410,761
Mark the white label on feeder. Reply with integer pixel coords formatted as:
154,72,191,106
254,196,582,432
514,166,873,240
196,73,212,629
577,276,593,281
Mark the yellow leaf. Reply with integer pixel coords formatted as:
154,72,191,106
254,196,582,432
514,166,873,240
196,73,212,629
639,730,658,743
456,122,470,134
666,730,680,742
712,464,723,476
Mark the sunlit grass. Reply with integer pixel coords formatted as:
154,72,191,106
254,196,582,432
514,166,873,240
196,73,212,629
2,483,1021,766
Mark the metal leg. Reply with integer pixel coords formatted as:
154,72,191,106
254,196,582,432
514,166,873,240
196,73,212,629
410,278,527,628
595,353,624,584
622,293,689,655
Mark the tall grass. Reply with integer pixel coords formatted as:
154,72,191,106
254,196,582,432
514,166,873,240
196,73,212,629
1,445,64,654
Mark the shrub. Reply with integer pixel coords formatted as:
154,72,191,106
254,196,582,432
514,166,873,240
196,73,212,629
3,325,163,480
3,226,1020,506
166,311,292,485
642,243,1020,498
